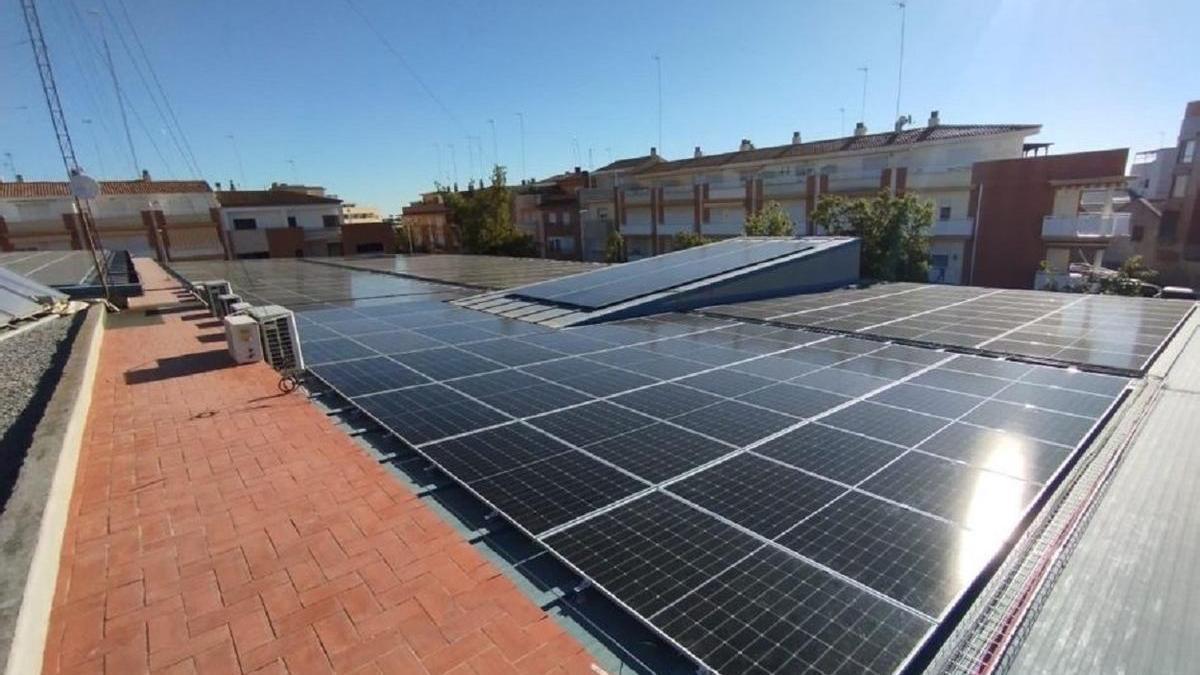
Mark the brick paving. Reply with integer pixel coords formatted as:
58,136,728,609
42,260,596,674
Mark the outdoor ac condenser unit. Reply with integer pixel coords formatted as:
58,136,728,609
215,293,241,318
244,305,304,373
202,280,232,312
224,314,262,364
229,301,252,315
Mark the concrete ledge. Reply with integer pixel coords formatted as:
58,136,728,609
0,305,105,675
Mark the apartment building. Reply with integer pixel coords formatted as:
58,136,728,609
513,169,590,260
216,188,345,258
580,112,1041,281
399,192,458,252
1123,100,1200,288
968,149,1132,288
342,202,383,224
0,172,225,260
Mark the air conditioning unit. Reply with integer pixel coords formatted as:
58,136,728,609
229,301,252,315
224,314,262,364
191,282,207,302
245,305,304,373
214,292,241,318
201,280,231,312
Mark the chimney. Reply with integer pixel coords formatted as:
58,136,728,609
853,122,867,137
894,115,912,132
694,146,703,158
141,169,151,182
215,181,222,190
928,110,941,127
229,181,237,191
650,146,657,157
574,166,581,174
791,131,802,145
15,174,23,183
739,138,754,151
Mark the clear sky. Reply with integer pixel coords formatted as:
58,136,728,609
1,0,1198,214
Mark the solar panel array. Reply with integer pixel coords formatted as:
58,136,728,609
168,259,466,308
0,250,133,287
292,296,1131,675
510,238,816,310
315,253,604,289
703,283,1195,375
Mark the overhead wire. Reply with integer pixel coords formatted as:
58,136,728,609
109,0,202,177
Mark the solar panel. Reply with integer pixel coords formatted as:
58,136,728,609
511,238,815,309
177,254,1146,675
703,283,1195,375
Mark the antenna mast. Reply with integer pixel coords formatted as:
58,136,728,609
20,0,111,298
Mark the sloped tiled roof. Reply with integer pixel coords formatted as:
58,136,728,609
594,153,667,173
215,190,342,207
635,124,1041,175
0,179,212,199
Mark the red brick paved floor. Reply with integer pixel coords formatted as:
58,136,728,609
42,260,596,674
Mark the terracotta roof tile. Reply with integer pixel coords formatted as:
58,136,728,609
0,179,212,198
215,190,342,207
635,124,1041,175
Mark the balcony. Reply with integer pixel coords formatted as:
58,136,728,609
662,185,694,203
578,187,612,204
1041,213,1131,239
930,217,974,238
707,182,745,201
624,188,652,206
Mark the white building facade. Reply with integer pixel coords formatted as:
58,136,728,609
215,190,344,258
580,113,1041,284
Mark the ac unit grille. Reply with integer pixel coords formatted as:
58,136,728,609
245,305,304,373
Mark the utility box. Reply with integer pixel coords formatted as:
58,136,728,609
224,314,262,364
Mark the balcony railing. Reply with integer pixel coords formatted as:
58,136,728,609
1041,213,1131,239
930,217,974,237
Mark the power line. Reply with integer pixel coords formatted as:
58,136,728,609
342,0,467,134
109,0,201,176
92,10,139,174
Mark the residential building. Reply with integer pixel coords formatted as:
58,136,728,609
1122,100,1200,288
1130,147,1176,200
0,172,225,260
399,192,458,252
513,169,590,260
215,189,345,258
342,202,383,224
966,149,1132,288
580,113,1040,279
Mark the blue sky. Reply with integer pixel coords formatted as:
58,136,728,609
1,0,1198,213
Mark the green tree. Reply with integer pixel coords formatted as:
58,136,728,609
604,229,625,263
672,231,710,250
744,201,795,236
441,166,537,256
810,189,933,282
1097,255,1157,296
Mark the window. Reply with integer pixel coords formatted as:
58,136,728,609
1172,175,1189,199
233,218,257,230
355,242,384,253
1131,224,1144,242
1159,211,1179,243
322,215,340,228
287,216,298,228
939,206,952,221
1182,139,1196,164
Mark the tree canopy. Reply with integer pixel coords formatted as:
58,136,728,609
810,189,933,282
744,201,795,236
440,165,536,256
604,229,625,263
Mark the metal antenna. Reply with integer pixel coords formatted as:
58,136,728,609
286,158,297,183
20,0,110,298
434,142,443,183
465,136,475,186
653,54,663,153
487,118,498,174
448,142,457,185
91,9,138,175
515,112,526,182
857,66,869,123
225,134,246,186
894,2,907,121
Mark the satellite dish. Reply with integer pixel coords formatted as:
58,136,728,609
69,172,101,200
